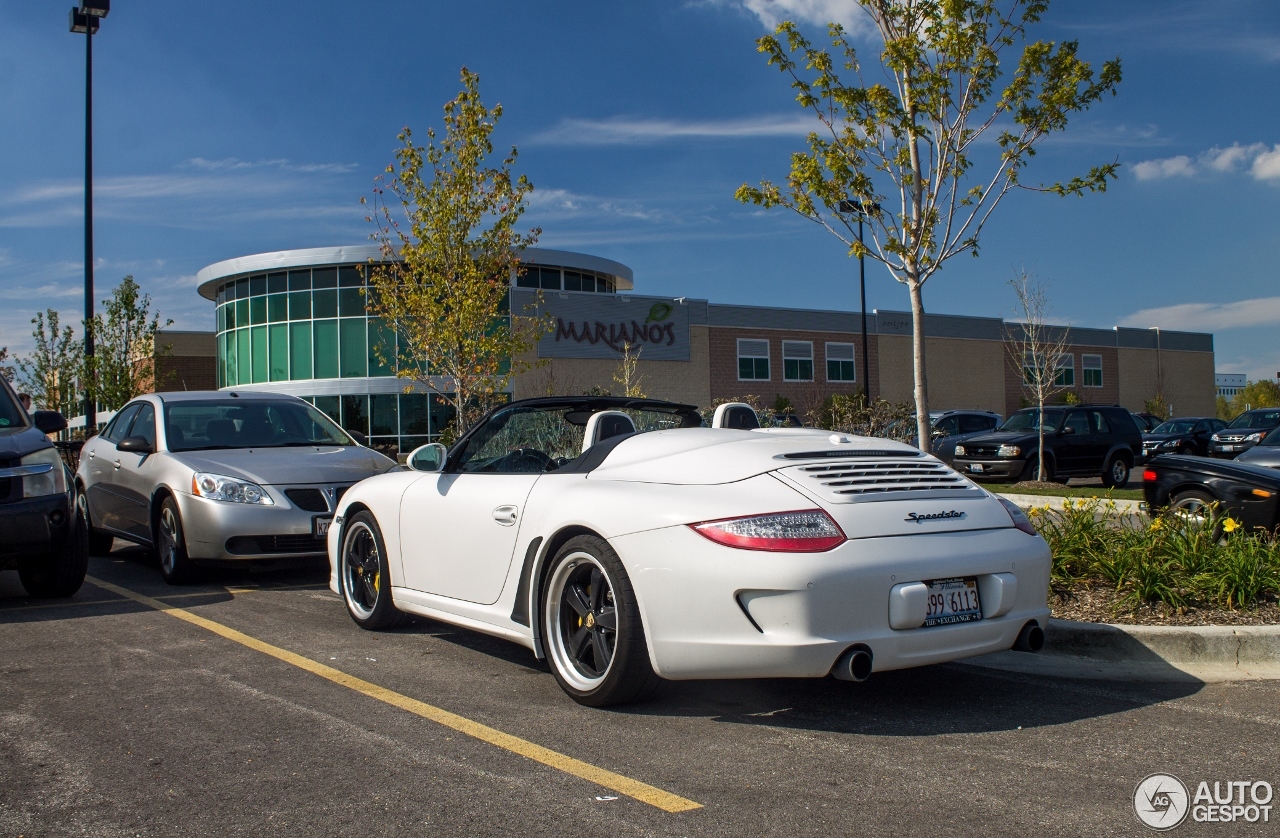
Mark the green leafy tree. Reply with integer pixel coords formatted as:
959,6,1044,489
16,309,82,415
88,276,173,411
364,68,551,436
1229,380,1280,416
736,1,1121,448
0,346,13,382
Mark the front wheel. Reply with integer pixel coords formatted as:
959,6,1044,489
1101,456,1131,489
340,511,404,630
540,535,662,707
1019,456,1053,483
157,497,198,585
18,493,89,598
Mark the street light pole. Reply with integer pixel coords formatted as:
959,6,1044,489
838,199,879,401
70,1,109,435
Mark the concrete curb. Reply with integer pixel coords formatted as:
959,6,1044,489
962,618,1280,682
999,493,1144,514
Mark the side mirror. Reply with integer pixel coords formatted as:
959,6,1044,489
117,436,154,455
931,428,947,438
33,410,67,435
348,430,368,447
1059,426,1076,436
407,442,447,473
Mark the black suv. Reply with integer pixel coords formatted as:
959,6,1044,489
952,405,1141,487
1209,408,1280,458
0,376,88,597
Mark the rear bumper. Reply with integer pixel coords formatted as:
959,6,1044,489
951,457,1024,480
0,492,74,566
612,525,1052,680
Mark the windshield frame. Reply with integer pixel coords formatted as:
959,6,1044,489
162,398,355,452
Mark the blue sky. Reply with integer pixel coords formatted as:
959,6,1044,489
1,0,1278,380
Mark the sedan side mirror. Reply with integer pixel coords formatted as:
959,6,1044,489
33,410,67,435
116,436,154,455
407,442,447,473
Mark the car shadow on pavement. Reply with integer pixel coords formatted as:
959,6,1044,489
620,663,1202,737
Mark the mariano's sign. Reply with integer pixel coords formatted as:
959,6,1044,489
518,292,692,361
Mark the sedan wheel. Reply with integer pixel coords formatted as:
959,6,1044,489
157,497,197,585
1170,489,1223,539
340,511,404,630
541,535,662,707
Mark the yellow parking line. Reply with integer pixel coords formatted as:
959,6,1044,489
84,575,701,814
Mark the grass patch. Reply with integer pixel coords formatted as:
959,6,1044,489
991,484,1144,501
1030,498,1280,614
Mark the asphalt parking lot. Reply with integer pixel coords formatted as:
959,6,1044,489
2,546,1278,837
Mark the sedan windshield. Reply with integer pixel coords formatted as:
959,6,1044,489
1151,420,1198,435
999,409,1063,433
164,400,352,451
1228,410,1280,430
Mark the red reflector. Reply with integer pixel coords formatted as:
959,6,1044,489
1142,469,1158,482
690,509,846,552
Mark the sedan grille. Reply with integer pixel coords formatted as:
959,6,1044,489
781,459,974,500
285,488,328,512
225,535,327,555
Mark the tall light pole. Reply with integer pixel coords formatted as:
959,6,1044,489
70,0,109,434
838,199,880,400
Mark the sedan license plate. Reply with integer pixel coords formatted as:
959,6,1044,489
969,463,984,473
924,577,982,627
313,516,333,538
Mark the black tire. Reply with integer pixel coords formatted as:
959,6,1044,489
82,490,115,556
1019,456,1053,483
1101,455,1131,489
18,493,89,598
157,496,199,585
339,511,405,630
540,534,663,707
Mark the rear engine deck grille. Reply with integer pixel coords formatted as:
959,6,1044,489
792,459,970,496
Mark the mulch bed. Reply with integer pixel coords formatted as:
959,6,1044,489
1052,581,1280,626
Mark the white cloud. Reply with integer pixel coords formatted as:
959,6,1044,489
529,114,820,146
720,0,873,34
185,157,359,174
1131,142,1280,182
1119,296,1280,332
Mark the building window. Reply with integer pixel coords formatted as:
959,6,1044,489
737,339,770,381
1055,354,1075,387
783,341,813,381
1082,354,1103,388
826,342,856,381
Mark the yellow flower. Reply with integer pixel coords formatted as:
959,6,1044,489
1223,518,1241,533
1149,518,1163,532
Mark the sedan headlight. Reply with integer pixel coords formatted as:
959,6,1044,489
997,444,1021,458
19,447,67,498
953,444,966,457
191,472,274,505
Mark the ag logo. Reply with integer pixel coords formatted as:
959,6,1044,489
645,302,673,324
1134,773,1189,830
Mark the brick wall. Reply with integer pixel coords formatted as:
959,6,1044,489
155,355,217,393
1002,343,1120,416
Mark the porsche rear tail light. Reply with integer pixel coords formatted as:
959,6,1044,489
690,509,845,552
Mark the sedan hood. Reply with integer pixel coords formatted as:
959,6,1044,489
172,446,395,486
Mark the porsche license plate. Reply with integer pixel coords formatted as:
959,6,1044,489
924,577,982,626
969,463,984,473
313,516,333,538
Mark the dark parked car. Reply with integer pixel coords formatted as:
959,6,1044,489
0,376,88,597
928,409,1002,465
1131,412,1163,433
1138,416,1226,463
1209,408,1280,458
952,405,1141,487
1235,425,1280,469
1143,454,1280,533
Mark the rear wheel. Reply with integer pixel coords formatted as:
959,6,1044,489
1170,489,1222,533
157,497,198,585
340,511,404,630
1101,456,1131,489
541,535,662,707
18,493,89,598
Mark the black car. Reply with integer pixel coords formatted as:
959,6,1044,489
928,409,1002,465
0,377,87,597
1143,454,1280,533
1138,416,1226,463
952,405,1141,487
1209,408,1280,458
1131,412,1163,433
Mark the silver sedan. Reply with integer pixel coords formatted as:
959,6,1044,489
76,391,395,583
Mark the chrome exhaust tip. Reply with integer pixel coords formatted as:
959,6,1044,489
832,644,874,682
1013,621,1045,653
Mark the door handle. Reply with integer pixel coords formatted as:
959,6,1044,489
112,460,122,470
87,451,96,459
492,505,519,526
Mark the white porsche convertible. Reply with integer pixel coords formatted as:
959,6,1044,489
328,397,1050,706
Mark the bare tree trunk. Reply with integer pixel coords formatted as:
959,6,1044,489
1037,399,1046,481
908,276,930,451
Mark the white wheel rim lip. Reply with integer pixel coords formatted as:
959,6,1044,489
544,551,615,692
342,521,377,619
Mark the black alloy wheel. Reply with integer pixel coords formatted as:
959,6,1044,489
340,511,404,630
157,496,198,585
541,535,663,707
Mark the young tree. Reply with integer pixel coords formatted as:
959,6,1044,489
16,309,82,415
1006,272,1071,482
1230,379,1280,415
736,1,1121,449
89,276,173,411
0,346,13,382
364,68,551,436
612,342,647,398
